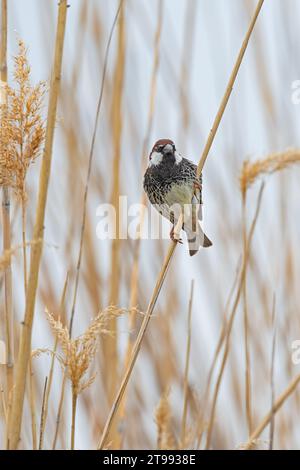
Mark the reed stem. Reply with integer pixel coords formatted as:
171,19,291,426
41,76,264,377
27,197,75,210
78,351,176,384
1,0,14,436
7,1,68,449
71,388,77,450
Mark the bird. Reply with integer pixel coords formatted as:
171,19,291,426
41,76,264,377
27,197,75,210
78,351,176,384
143,138,212,256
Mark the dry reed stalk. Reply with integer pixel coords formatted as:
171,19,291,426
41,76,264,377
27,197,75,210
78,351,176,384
0,0,14,429
205,182,265,449
71,386,77,450
245,0,275,122
117,0,163,444
269,295,277,450
0,240,40,272
238,148,300,443
178,0,197,143
28,357,37,450
68,0,124,336
7,1,68,449
241,373,300,450
0,382,7,424
155,391,176,450
180,280,194,446
104,5,125,438
196,0,265,178
98,0,264,450
197,258,242,448
97,242,176,449
52,372,67,450
38,376,48,450
242,193,252,434
39,272,69,450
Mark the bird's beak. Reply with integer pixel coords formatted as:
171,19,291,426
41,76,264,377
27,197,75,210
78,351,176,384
163,144,173,155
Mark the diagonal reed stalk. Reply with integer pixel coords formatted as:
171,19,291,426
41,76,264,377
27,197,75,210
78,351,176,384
242,373,300,450
205,182,265,450
196,0,265,178
1,0,14,433
38,376,48,450
97,0,265,449
7,0,68,449
196,257,242,448
181,279,194,446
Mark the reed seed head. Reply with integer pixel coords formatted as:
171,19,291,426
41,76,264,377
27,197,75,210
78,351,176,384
0,39,46,200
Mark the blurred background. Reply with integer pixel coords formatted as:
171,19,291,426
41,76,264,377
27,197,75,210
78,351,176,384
1,0,300,450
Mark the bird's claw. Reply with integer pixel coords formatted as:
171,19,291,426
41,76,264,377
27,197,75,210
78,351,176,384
170,227,183,244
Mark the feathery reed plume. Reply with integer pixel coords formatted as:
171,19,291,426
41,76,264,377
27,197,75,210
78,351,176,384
8,1,68,449
0,39,46,293
0,40,46,200
46,306,123,450
98,0,264,450
155,391,176,450
240,149,300,198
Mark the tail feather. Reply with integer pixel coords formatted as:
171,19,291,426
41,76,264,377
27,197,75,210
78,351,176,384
185,222,212,256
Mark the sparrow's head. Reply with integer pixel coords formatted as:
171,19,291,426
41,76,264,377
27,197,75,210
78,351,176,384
148,139,181,167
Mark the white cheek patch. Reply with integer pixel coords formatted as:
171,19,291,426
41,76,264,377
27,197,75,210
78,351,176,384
175,151,182,164
149,151,163,167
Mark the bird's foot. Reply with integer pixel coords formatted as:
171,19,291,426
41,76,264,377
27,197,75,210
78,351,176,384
193,181,202,191
170,226,183,244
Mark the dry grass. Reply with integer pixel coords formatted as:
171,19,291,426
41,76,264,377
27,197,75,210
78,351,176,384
7,0,68,449
0,40,46,201
155,391,176,450
46,305,124,450
240,149,300,198
1,0,300,452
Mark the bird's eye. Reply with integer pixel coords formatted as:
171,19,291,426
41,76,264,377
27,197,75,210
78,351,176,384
158,146,164,152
